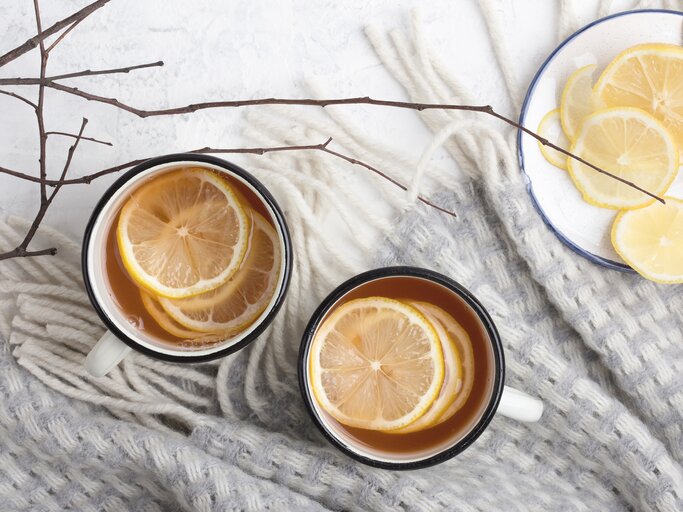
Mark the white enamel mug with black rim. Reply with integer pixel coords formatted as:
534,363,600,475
82,154,292,377
298,267,543,470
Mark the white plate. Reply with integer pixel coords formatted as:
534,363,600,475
518,9,683,271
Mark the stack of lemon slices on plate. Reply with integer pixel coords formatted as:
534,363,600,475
309,297,475,433
117,167,281,342
536,44,683,283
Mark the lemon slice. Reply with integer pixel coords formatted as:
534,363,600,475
567,107,678,209
118,168,249,299
595,43,683,151
612,197,683,283
560,64,605,141
537,108,570,170
428,303,475,424
393,301,461,434
140,291,210,340
309,297,444,431
159,212,281,333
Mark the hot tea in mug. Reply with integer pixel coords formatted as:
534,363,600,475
104,167,281,347
83,155,291,376
299,267,543,469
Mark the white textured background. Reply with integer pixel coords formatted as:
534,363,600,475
1,0,612,242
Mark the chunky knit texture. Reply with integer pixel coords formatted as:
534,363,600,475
1,1,683,510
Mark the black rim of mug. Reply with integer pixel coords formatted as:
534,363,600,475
81,153,293,363
297,266,506,470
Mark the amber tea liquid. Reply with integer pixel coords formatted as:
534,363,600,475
315,275,496,456
102,168,276,347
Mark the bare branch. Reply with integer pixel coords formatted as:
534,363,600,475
0,0,664,262
33,0,48,208
0,118,88,261
318,142,456,218
46,131,112,146
23,86,664,204
482,107,665,204
193,139,455,216
0,89,38,109
0,0,110,68
49,118,88,200
0,61,164,86
0,165,43,184
0,139,457,218
45,17,85,53
40,92,502,118
0,247,57,261
0,6,86,263
0,142,338,185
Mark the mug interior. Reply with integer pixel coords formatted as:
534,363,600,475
299,268,505,469
85,159,289,358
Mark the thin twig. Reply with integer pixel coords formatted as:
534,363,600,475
45,16,85,53
0,61,164,86
3,119,88,261
0,139,457,217
30,91,503,118
0,143,340,185
46,131,112,146
23,87,665,204
483,107,665,204
318,140,456,217
50,118,88,199
0,247,57,261
33,0,48,207
189,142,336,156
0,0,110,68
2,0,58,262
0,165,44,183
195,139,455,216
0,89,37,109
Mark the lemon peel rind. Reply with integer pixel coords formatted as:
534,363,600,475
140,291,210,340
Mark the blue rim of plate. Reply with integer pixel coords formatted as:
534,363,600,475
517,9,683,273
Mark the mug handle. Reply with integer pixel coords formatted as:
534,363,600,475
85,331,132,377
496,386,544,422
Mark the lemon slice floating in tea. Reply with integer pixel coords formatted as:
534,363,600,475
140,291,211,340
309,297,444,431
567,107,678,209
612,197,683,284
393,301,461,434
159,212,281,334
117,168,250,299
537,108,570,170
426,302,475,424
560,64,604,141
595,43,683,151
